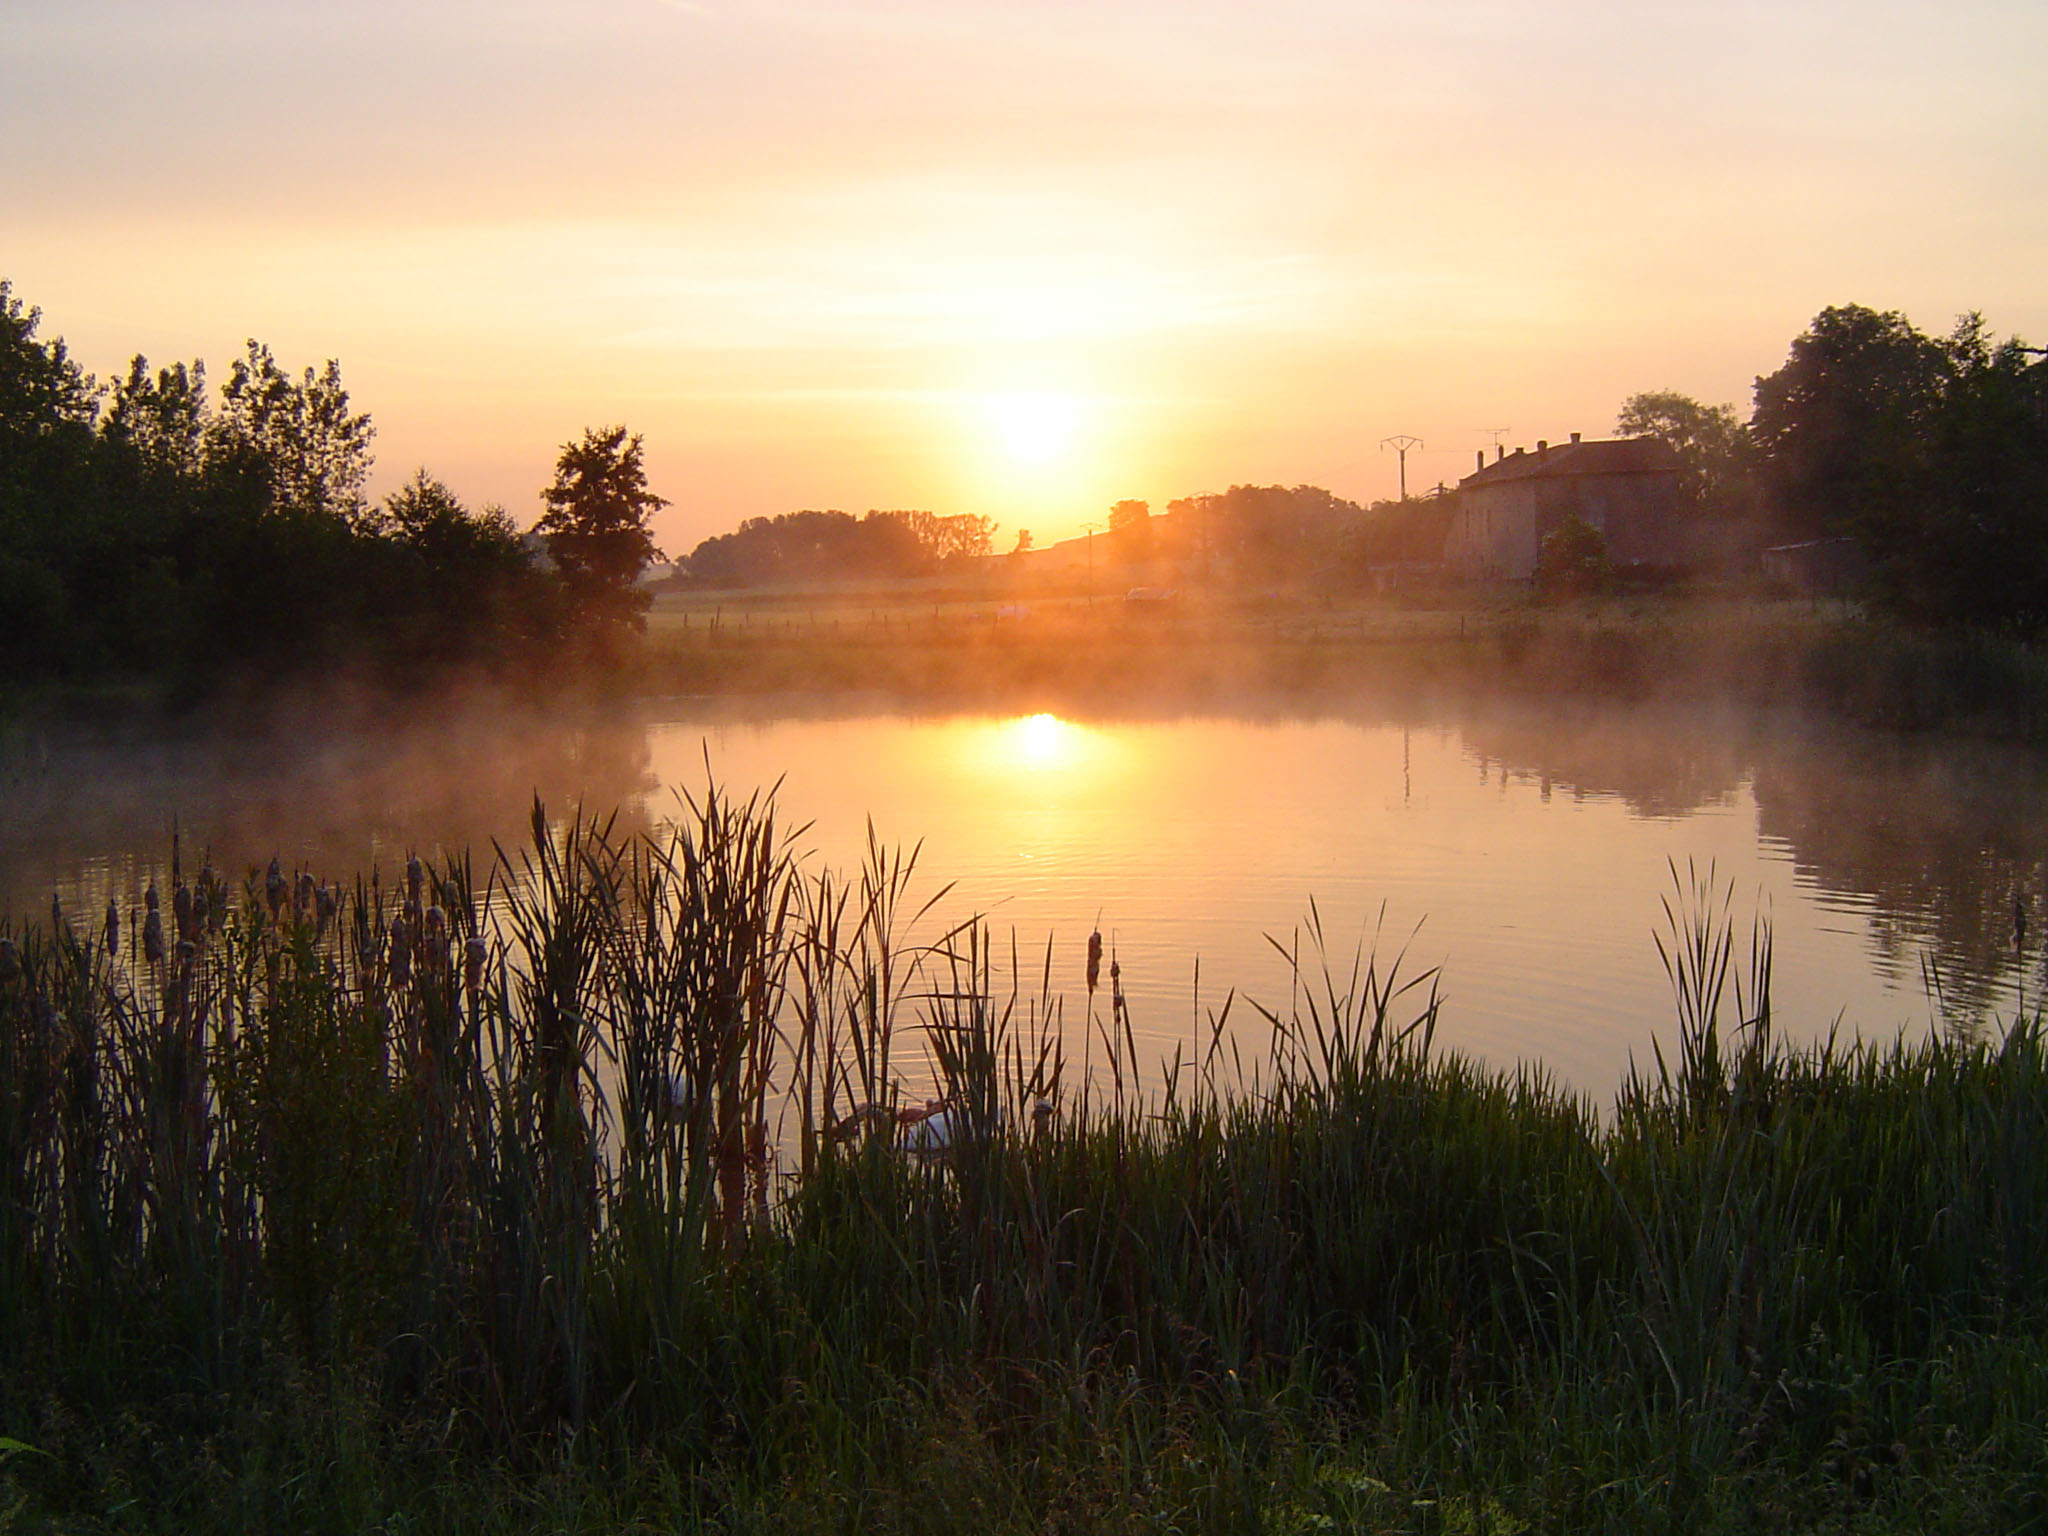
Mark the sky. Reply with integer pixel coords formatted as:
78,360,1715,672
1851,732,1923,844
5,0,2045,552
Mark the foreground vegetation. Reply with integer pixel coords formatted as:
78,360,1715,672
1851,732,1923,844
1,794,2043,1533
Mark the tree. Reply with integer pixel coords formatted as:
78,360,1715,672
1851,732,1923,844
385,469,524,564
1750,305,1949,541
1615,390,1753,519
206,340,375,526
1533,513,1612,596
1885,315,2048,630
537,426,668,639
1107,498,1152,562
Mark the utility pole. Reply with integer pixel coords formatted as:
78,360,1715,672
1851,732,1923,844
1080,520,1103,607
1379,435,1423,501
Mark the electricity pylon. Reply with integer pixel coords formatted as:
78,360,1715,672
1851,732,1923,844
1379,435,1423,501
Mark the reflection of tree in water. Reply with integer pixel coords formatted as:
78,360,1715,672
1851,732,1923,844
1453,696,2047,1027
1453,698,1749,820
0,694,662,918
1747,726,2048,1025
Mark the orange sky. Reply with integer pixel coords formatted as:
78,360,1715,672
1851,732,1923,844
6,0,2045,552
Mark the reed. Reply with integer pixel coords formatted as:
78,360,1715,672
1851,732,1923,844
0,788,2043,1532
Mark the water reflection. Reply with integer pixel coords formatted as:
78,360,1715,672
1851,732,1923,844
4,691,2044,1088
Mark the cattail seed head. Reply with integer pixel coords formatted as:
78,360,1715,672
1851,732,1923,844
265,858,286,918
143,909,165,965
389,915,413,986
104,899,119,955
1087,929,1102,993
145,880,159,913
464,934,486,994
406,856,424,907
173,882,194,942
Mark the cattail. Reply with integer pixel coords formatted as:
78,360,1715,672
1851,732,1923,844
315,881,337,935
266,858,286,919
104,899,119,955
424,904,446,942
389,914,413,987
173,881,194,943
463,934,486,997
143,907,165,966
1087,929,1102,993
406,855,424,909
201,866,224,933
296,872,315,917
192,889,208,937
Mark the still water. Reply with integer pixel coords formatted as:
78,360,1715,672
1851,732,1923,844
5,692,2043,1094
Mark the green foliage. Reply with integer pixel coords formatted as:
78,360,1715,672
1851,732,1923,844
1616,389,1755,519
1533,512,1613,595
536,425,666,645
2,795,2045,1530
0,280,568,693
1169,484,1366,582
1751,304,1950,542
1752,304,2048,630
686,508,926,585
207,339,375,526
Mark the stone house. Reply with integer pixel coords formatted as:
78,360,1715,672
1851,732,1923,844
1443,434,1683,580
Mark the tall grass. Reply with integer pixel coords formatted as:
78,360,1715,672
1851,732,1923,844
1,790,2043,1530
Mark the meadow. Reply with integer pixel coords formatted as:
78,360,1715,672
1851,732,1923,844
1,788,2043,1533
637,584,2048,748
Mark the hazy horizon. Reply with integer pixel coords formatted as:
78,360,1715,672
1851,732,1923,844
7,0,2044,553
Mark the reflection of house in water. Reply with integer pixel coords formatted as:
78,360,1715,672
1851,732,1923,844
1444,435,1682,580
1457,699,1747,820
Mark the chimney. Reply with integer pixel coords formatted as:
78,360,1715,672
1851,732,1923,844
1537,439,1548,461
1496,445,1505,462
1570,431,1581,445
1475,450,1485,472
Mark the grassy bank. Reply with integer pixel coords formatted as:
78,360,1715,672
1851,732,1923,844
639,590,2048,746
2,799,2045,1533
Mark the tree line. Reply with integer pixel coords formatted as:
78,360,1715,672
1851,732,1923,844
1614,305,2048,628
678,507,996,586
0,281,665,696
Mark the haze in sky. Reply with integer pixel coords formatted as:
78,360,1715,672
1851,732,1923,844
5,0,2043,551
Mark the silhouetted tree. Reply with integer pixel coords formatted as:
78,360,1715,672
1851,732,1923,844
1107,498,1152,562
1616,390,1754,519
205,340,375,526
1750,305,1948,541
1753,304,2048,630
537,426,667,643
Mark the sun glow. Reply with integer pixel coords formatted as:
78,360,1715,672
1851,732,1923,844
990,392,1080,466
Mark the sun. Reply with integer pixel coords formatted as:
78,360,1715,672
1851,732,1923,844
990,392,1080,466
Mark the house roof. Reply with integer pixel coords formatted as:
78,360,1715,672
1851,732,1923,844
1459,436,1678,490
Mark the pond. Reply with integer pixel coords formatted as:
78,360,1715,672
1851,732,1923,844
5,690,2044,1095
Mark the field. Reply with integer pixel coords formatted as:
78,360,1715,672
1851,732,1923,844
2,795,2044,1533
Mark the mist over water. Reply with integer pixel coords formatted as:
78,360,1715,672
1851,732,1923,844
5,689,2043,1095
